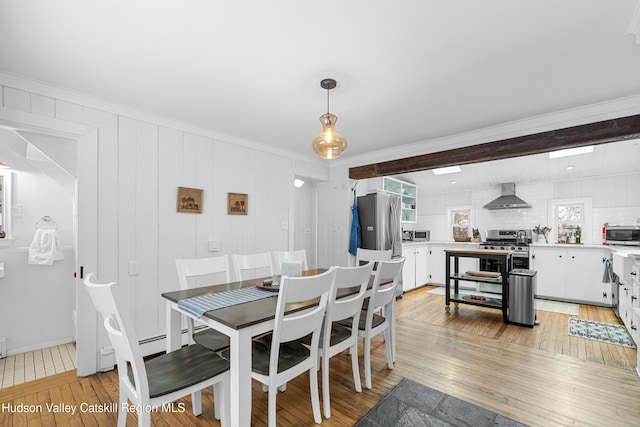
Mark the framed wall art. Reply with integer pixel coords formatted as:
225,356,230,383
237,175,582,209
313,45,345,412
177,187,203,214
228,192,248,215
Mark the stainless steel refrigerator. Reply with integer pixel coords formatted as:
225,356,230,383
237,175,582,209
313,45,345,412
357,192,403,294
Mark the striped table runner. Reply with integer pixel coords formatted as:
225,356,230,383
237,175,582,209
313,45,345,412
178,286,277,318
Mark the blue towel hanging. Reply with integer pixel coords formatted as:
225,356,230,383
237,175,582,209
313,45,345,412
349,190,361,256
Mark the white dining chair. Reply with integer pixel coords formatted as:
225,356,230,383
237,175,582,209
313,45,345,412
318,262,373,419
175,256,232,353
340,257,405,389
249,268,336,427
84,273,230,427
273,249,309,274
231,252,275,282
355,248,392,272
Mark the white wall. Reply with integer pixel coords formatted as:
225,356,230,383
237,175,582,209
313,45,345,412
414,173,640,244
0,167,75,355
0,79,330,363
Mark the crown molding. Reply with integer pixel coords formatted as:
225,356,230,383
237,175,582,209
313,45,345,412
0,71,327,167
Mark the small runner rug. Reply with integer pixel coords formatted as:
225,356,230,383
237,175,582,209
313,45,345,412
568,318,636,348
354,378,527,427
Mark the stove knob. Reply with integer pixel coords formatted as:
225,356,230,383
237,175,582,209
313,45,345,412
510,246,516,251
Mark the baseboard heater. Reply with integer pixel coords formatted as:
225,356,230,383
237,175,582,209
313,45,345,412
100,326,201,372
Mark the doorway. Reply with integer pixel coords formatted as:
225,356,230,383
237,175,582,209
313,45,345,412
0,109,98,376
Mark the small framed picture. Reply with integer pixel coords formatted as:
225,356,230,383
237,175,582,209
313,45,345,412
228,192,248,215
177,187,203,214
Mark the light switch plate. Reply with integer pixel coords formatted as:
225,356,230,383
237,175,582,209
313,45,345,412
208,240,220,252
128,260,139,276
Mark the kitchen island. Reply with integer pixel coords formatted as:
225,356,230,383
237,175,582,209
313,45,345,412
444,248,512,322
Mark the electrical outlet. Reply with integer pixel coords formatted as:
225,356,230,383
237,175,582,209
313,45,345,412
128,260,139,276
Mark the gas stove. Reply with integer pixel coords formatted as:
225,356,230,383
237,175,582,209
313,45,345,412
480,229,532,255
480,229,532,270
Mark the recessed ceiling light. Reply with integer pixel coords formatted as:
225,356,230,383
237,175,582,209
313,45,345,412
293,178,305,188
565,165,575,170
432,166,461,175
450,180,456,184
548,146,594,159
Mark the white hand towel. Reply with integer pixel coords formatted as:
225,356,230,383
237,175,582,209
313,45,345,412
28,229,65,265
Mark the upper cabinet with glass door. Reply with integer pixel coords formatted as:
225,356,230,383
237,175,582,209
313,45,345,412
383,177,417,223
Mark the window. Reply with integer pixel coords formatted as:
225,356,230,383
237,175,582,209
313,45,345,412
448,207,472,241
550,198,592,244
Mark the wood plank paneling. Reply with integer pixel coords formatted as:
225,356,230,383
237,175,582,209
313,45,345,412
136,121,160,339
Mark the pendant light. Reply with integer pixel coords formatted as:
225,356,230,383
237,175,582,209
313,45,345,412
312,78,347,159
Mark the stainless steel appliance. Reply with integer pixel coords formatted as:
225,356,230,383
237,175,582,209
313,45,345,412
478,229,532,293
402,229,414,242
483,183,531,210
480,229,531,269
357,192,402,256
413,230,430,242
605,225,640,246
508,269,537,327
357,192,403,295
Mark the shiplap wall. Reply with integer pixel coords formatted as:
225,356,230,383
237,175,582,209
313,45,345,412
0,81,330,361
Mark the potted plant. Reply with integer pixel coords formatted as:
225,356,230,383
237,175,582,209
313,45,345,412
533,225,551,243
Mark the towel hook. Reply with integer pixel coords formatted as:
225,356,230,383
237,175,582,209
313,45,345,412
35,215,58,230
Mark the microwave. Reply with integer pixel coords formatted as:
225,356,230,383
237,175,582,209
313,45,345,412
605,225,640,246
413,230,430,242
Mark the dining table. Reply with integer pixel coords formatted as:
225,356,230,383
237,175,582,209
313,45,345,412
162,268,396,427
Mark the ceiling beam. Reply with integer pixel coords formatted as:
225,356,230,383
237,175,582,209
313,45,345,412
349,114,640,180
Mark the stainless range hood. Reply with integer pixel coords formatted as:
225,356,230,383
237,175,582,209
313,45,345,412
483,183,531,210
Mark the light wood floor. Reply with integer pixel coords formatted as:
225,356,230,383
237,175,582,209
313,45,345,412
1,286,639,426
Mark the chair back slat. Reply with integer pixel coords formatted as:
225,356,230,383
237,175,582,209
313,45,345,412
273,249,308,274
84,273,149,399
356,248,392,273
273,268,336,345
175,255,231,289
369,257,405,310
329,262,374,322
231,252,274,281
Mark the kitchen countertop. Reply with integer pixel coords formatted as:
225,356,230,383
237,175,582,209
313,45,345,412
402,241,479,246
529,242,609,249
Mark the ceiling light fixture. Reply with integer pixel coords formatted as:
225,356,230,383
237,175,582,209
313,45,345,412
293,178,305,188
312,78,347,159
432,166,461,175
548,146,594,159
565,165,575,170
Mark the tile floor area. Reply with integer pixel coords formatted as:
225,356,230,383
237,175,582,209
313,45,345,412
0,343,76,389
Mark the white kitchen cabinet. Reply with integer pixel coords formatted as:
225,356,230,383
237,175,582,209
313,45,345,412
383,177,417,223
619,282,634,330
531,246,611,305
531,248,565,299
428,243,478,288
428,244,448,285
402,244,429,292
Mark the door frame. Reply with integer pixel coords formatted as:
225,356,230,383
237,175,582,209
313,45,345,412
0,107,98,376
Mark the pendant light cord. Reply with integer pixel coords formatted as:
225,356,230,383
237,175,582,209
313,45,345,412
326,87,330,114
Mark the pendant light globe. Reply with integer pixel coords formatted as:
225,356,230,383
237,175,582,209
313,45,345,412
312,78,347,159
